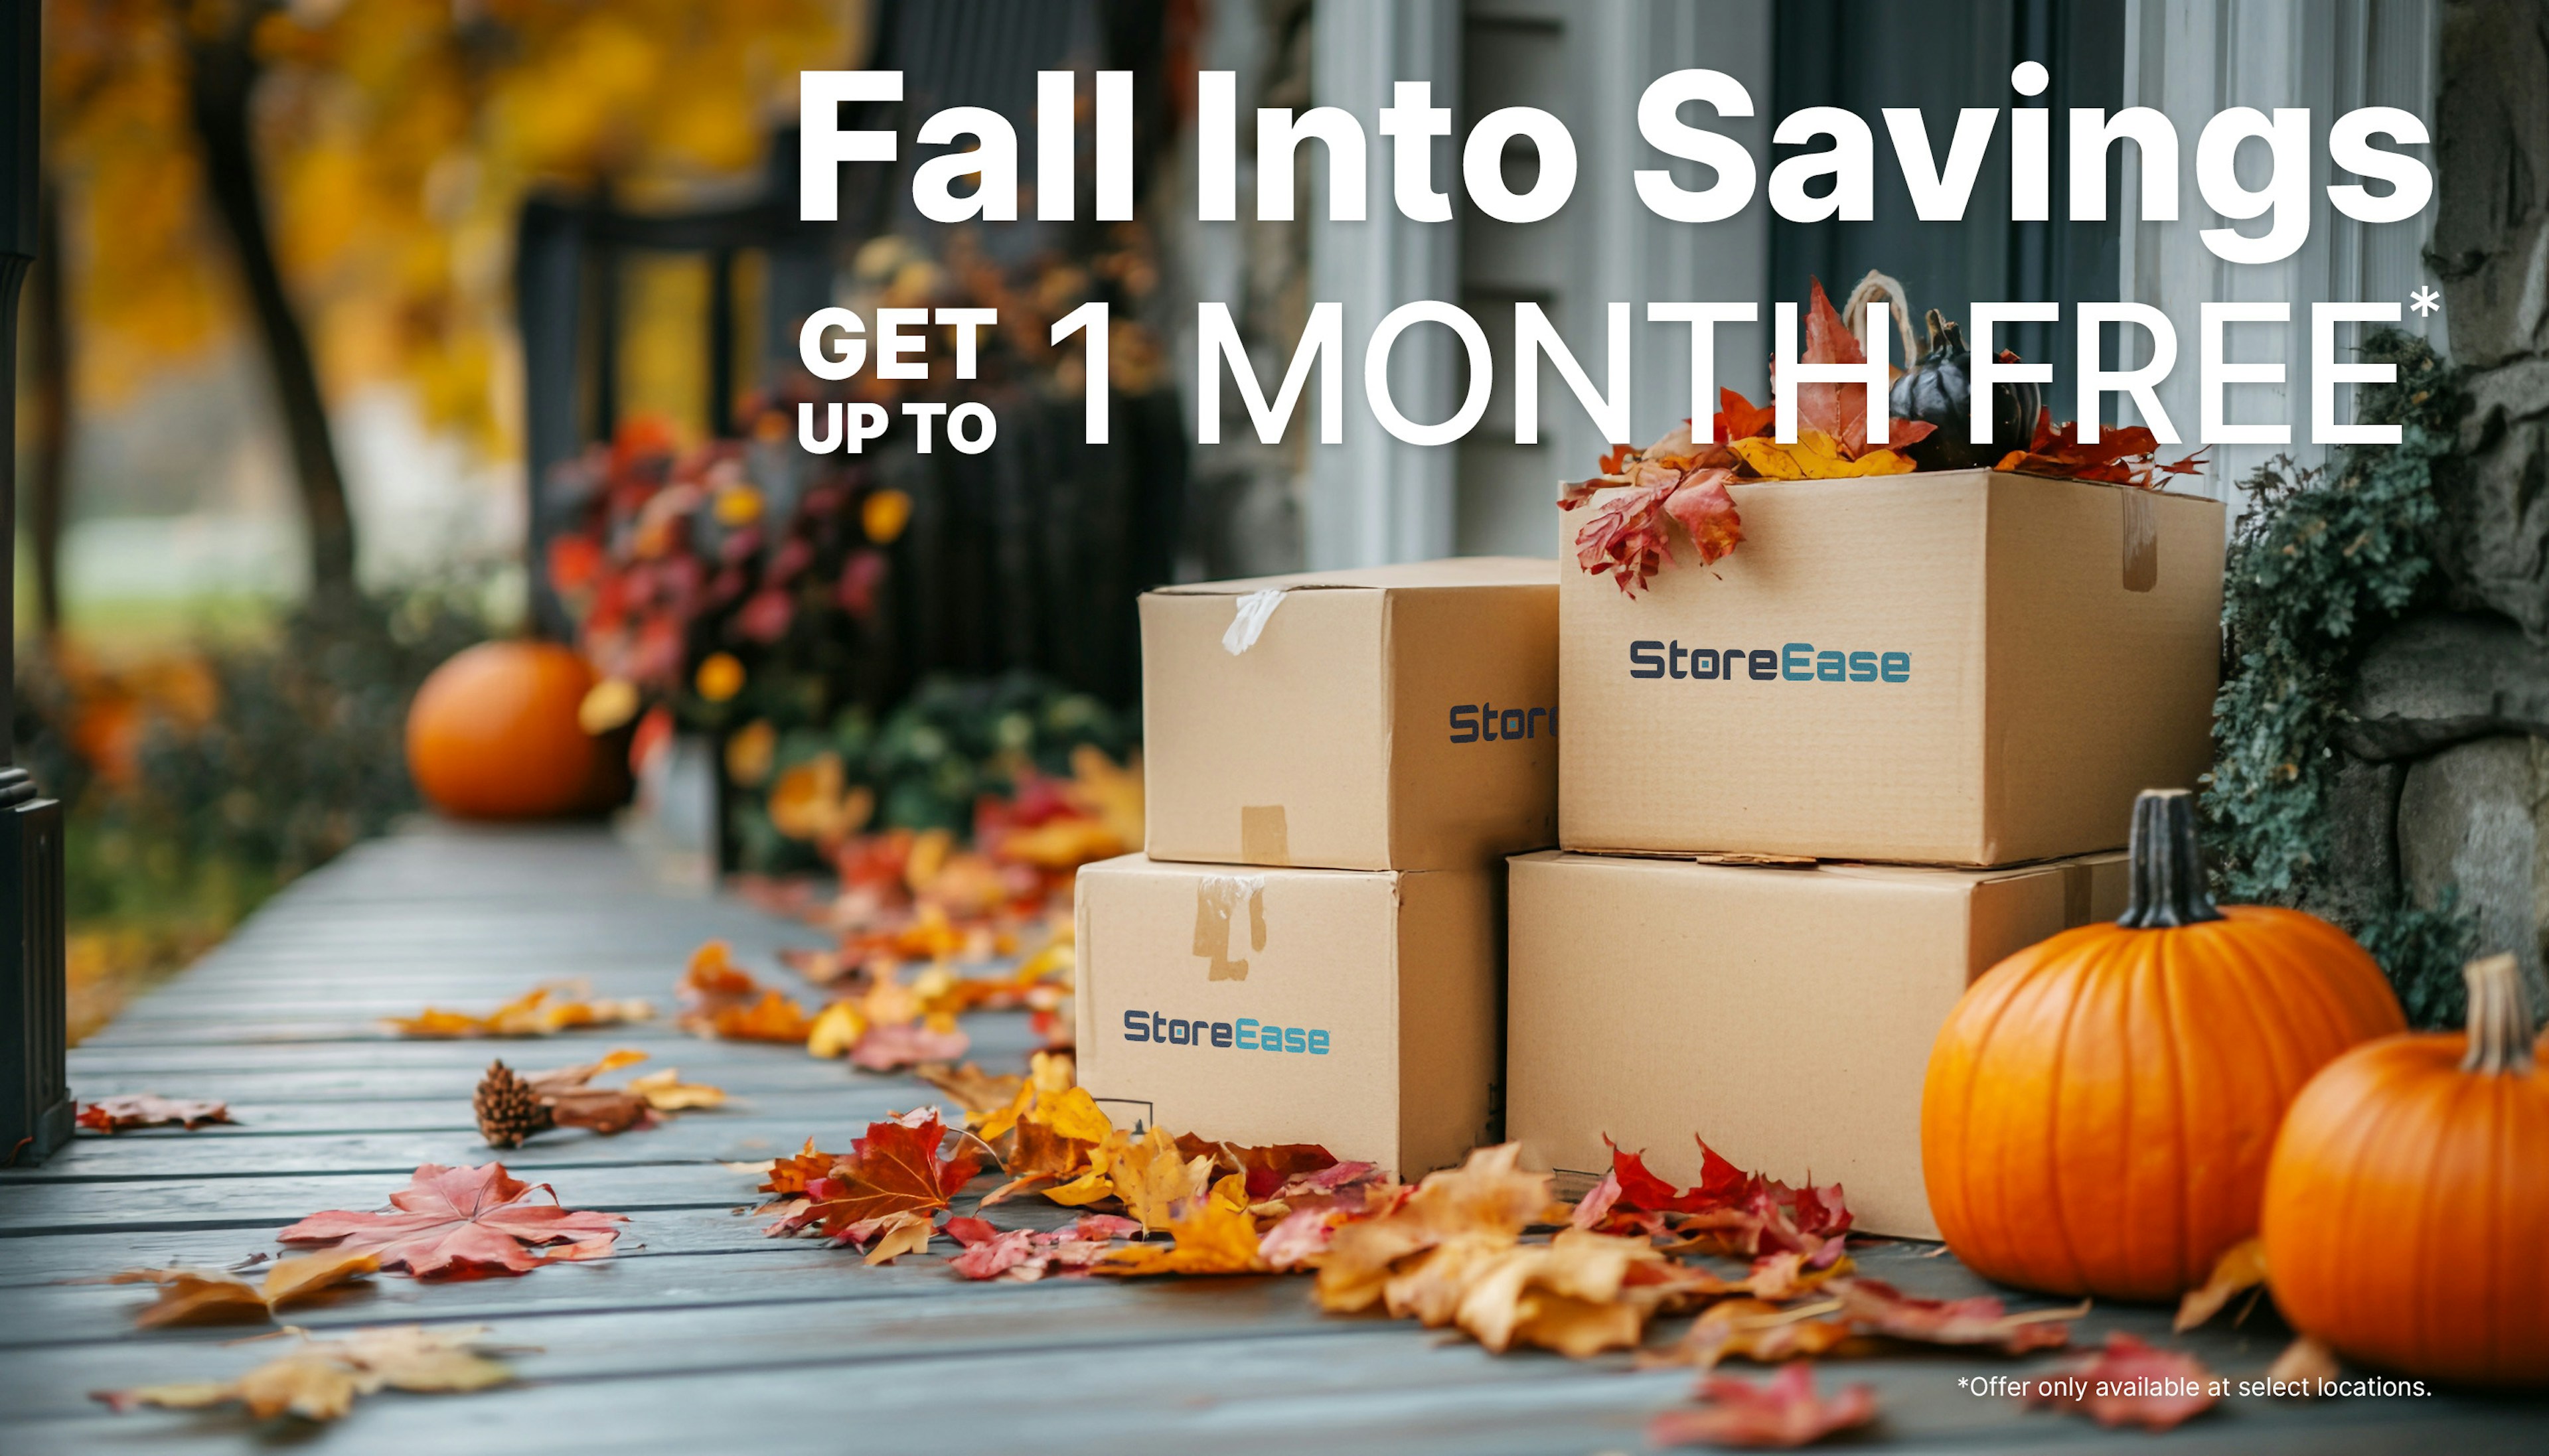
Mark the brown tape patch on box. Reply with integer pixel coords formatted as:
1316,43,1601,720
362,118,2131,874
1239,804,1290,864
2120,490,2159,593
1191,874,1269,982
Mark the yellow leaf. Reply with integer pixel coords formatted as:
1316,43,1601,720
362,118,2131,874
97,1325,516,1422
2175,1236,2268,1332
627,1068,725,1112
384,984,652,1039
807,1000,866,1060
1649,1297,1854,1370
1315,1143,1555,1314
1099,1179,1266,1276
862,1210,935,1266
1044,1131,1129,1208
1032,1087,1114,1148
1112,1128,1217,1232
1729,430,1920,480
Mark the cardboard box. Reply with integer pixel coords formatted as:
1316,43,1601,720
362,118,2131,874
1559,471,2224,865
1142,557,1559,872
1506,847,2127,1238
1073,852,1501,1178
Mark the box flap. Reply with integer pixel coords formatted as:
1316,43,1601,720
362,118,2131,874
1150,555,1557,597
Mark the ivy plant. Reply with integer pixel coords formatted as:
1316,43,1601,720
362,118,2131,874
2203,330,2478,1025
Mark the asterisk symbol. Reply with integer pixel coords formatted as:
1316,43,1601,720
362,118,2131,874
2410,285,2441,317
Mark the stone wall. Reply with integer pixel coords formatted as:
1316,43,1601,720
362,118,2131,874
2333,1,2549,1002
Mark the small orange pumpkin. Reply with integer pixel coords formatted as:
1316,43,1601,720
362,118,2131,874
2262,952,2549,1385
405,641,608,820
1921,789,2406,1301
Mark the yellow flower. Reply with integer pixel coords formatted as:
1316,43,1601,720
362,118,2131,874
713,484,764,526
724,720,777,786
694,652,745,703
862,488,913,545
577,678,639,735
769,753,874,843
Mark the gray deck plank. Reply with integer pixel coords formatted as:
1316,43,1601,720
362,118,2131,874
4,821,2534,1454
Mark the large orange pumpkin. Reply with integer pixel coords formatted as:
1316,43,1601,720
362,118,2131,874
406,641,607,820
1920,789,2405,1301
2262,953,2549,1384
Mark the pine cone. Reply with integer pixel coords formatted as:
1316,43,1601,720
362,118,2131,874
474,1060,553,1148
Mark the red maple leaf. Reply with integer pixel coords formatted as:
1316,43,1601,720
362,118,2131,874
1995,407,2210,487
1648,1363,1878,1449
2027,1333,2220,1431
1832,1276,2080,1353
1577,1137,1853,1258
1661,469,1745,566
800,1112,982,1240
76,1096,235,1133
1794,277,1872,455
1603,1137,1764,1215
277,1163,625,1278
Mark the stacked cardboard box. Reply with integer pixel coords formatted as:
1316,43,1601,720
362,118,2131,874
1075,559,1559,1177
1510,469,2226,1236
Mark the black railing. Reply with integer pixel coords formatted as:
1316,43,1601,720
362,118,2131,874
2,0,72,1166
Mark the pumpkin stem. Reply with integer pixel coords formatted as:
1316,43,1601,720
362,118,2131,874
2459,954,2536,1075
2115,789,2225,928
1924,307,1948,356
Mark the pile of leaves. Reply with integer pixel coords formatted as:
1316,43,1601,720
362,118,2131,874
2202,331,2478,1025
745,1083,2120,1386
1561,280,1932,595
1561,278,2200,596
676,929,1073,1070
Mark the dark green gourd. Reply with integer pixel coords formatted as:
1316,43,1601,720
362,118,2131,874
1888,309,2043,471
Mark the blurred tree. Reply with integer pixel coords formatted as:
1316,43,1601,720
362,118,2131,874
189,0,356,597
36,0,856,597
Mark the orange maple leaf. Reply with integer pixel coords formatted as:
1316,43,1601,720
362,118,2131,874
799,1112,982,1239
759,1137,840,1197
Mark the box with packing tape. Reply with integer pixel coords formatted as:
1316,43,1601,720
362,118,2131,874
1142,557,1558,872
1506,847,2127,1238
1072,851,1501,1179
1561,469,2224,866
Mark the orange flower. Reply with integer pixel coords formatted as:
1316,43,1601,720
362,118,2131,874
694,652,745,703
862,488,913,545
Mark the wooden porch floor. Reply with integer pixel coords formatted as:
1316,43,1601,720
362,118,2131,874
2,822,2539,1454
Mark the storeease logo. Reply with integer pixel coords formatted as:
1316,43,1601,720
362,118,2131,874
1448,702,1556,743
1630,640,1910,683
1123,1009,1329,1055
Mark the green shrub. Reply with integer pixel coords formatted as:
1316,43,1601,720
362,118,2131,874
2203,330,2477,1023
